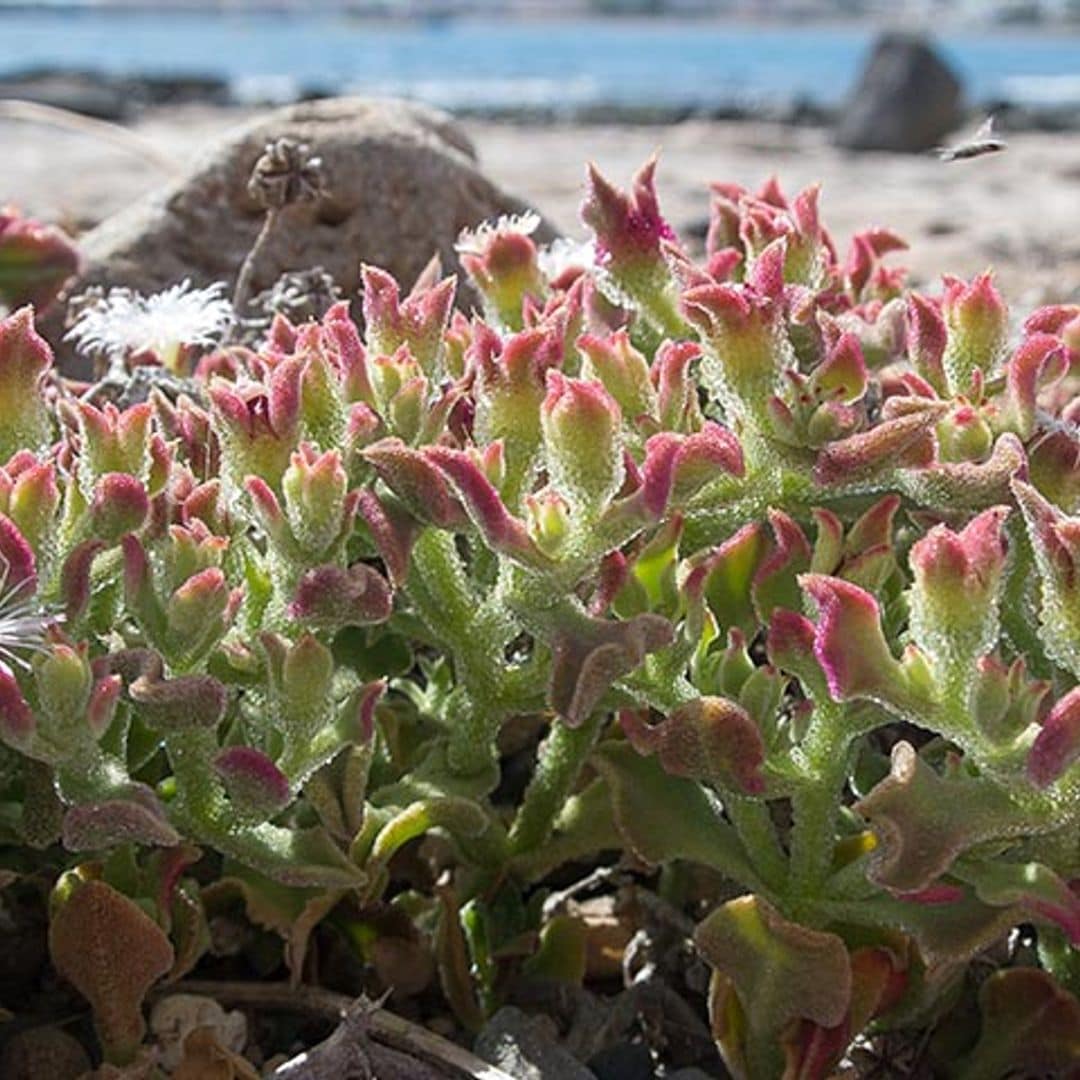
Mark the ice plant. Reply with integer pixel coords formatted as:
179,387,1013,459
457,211,545,329
0,208,80,312
0,165,1077,1077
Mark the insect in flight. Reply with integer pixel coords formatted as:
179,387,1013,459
936,116,1008,162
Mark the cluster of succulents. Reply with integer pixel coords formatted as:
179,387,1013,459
0,165,1078,1077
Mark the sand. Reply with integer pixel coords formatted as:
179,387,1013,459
3,103,1079,306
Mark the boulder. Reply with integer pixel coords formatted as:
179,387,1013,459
0,69,229,119
130,74,231,108
835,33,963,153
0,69,131,122
47,97,553,362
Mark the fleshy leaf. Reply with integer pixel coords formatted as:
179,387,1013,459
129,670,229,732
620,696,766,795
1028,683,1080,789
766,608,829,700
1001,332,1067,440
695,894,851,1080
940,271,1008,399
899,433,1026,511
362,437,466,529
548,609,673,726
363,796,492,883
800,574,928,712
288,562,394,630
49,876,174,1065
1013,478,1080,680
813,405,943,487
213,747,292,821
907,506,1009,668
683,521,767,637
541,371,624,514
960,859,1080,945
0,210,79,310
855,741,1031,893
425,445,550,567
0,308,53,461
752,510,812,622
591,741,755,880
638,422,744,519
62,787,180,850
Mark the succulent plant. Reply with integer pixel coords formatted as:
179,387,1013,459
0,208,79,314
0,162,1077,1077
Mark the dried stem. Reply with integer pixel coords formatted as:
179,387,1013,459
0,98,177,171
165,980,515,1080
230,207,280,331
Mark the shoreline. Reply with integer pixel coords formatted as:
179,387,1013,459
3,103,1079,307
2,69,1080,132
3,15,1080,124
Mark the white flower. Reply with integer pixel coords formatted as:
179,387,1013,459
538,236,597,283
0,567,56,675
455,211,541,256
66,280,233,371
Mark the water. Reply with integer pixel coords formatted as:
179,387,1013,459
1,10,1079,113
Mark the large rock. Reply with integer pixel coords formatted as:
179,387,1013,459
49,97,552,355
0,69,229,121
835,33,963,152
0,70,132,122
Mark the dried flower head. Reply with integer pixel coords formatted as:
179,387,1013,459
247,138,325,210
66,280,232,373
253,267,343,325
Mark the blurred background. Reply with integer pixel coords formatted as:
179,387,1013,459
2,0,1079,301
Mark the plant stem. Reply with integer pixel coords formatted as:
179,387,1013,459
786,707,850,908
445,689,502,779
725,796,787,893
230,207,279,332
508,712,604,855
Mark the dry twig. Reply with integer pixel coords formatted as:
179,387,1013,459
0,99,177,171
168,980,515,1080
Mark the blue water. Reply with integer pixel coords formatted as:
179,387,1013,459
1,11,1079,111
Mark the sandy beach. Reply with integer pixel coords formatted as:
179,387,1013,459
3,103,1079,306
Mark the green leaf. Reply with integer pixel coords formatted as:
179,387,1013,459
362,796,497,890
212,821,365,889
591,741,758,886
695,894,851,1080
510,777,622,883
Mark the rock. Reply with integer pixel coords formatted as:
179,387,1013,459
131,74,230,108
0,1027,92,1080
475,1006,595,1080
48,97,553,362
588,1040,657,1080
834,33,963,153
0,69,131,122
0,69,229,119
150,993,247,1071
87,96,546,290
